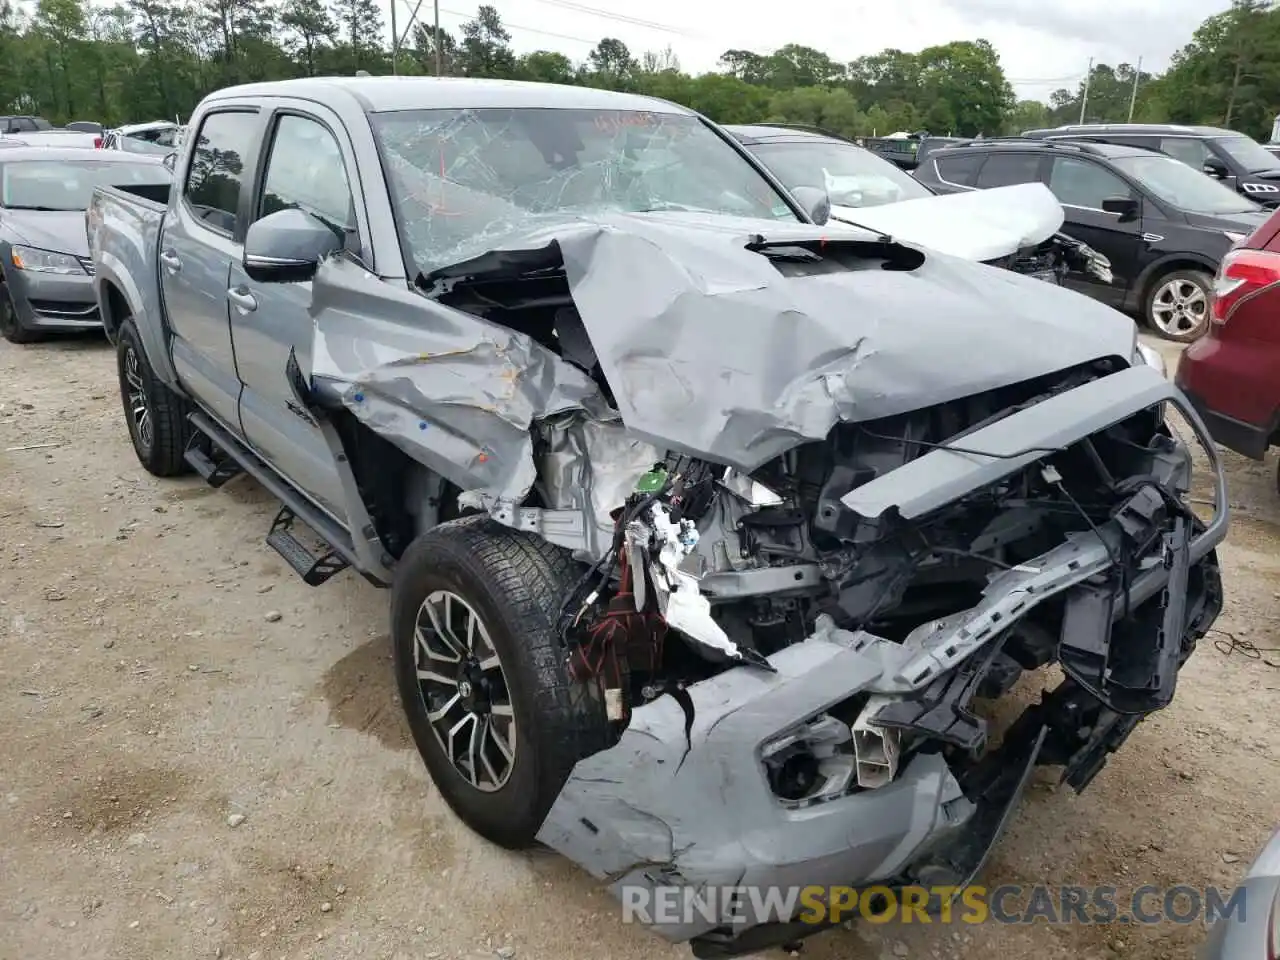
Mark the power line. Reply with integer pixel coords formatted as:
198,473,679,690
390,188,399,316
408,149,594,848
524,0,700,37
436,6,599,45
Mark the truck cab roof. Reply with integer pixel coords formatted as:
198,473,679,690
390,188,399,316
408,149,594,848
204,76,695,116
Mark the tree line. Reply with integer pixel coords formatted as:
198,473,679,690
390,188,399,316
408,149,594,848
1,0,1278,142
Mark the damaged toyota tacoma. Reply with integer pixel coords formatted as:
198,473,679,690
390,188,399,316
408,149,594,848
87,77,1228,956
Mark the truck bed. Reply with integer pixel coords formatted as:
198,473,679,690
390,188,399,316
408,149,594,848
86,183,168,348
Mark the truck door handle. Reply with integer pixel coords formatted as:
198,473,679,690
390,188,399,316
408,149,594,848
159,250,181,272
226,286,258,312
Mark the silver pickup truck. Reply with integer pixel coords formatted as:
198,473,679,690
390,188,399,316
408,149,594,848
87,76,1228,957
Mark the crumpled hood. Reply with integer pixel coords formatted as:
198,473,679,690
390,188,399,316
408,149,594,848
828,182,1066,261
0,209,91,258
312,208,1140,516
412,210,1137,473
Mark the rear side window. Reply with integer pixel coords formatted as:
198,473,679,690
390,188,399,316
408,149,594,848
257,114,355,235
1160,137,1211,168
975,152,1042,188
183,110,258,236
935,152,982,186
1048,157,1135,208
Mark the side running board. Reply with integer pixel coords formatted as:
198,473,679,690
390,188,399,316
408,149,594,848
184,412,392,588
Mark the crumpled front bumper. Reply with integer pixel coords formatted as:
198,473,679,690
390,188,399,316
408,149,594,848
535,366,1228,956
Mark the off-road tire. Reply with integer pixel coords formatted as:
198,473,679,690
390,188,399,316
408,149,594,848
0,282,43,344
1144,268,1213,343
391,516,608,849
116,317,193,477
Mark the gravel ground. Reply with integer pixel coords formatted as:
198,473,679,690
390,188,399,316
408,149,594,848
1,331,1277,960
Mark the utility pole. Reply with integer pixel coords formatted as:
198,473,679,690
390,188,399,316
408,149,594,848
390,0,398,74
1079,57,1093,124
434,0,442,75
1127,56,1143,122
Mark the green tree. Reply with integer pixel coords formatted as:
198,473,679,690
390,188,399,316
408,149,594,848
913,39,1013,135
457,4,514,79
517,49,574,85
586,36,635,89
281,0,336,77
329,0,382,71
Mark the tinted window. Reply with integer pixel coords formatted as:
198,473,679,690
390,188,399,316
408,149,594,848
371,108,798,273
934,152,982,185
1048,157,1134,208
1159,137,1212,168
258,115,354,234
1112,154,1258,215
975,153,1042,188
1213,135,1280,173
183,110,257,235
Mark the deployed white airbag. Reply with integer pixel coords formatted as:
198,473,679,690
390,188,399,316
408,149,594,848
829,182,1066,261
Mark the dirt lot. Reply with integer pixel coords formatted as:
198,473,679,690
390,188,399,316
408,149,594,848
1,332,1277,960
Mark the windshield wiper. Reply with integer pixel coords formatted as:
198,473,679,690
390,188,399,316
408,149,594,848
4,205,67,211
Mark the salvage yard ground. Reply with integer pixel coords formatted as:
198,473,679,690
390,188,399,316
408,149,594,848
0,333,1277,960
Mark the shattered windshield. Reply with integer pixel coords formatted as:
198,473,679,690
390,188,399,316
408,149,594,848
748,140,933,208
370,107,799,273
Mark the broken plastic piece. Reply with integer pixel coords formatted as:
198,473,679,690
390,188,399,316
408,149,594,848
852,695,902,789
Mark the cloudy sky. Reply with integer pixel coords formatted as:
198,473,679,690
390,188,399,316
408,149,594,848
384,0,1232,101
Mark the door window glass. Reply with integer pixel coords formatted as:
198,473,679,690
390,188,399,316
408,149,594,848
1159,137,1211,168
183,110,258,235
934,152,982,186
257,114,354,235
1048,157,1134,208
975,152,1042,188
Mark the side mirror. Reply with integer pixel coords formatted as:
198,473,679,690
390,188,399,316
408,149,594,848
1202,158,1228,179
243,208,342,284
162,152,176,173
1101,196,1139,222
791,185,831,226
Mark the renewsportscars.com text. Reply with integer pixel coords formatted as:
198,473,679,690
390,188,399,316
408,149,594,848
620,884,1248,927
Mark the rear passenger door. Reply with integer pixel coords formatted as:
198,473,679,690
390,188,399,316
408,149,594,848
161,108,265,431
1045,155,1142,306
228,107,359,521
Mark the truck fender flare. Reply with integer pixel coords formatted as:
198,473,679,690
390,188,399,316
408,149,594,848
95,256,183,392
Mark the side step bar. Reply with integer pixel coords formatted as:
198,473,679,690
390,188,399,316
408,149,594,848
267,506,350,586
185,411,391,588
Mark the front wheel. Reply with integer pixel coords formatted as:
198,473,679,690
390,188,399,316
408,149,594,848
391,517,607,849
0,282,42,344
1146,269,1212,343
116,317,193,476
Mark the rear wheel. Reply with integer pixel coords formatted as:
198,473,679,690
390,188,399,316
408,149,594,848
116,317,193,476
0,282,43,344
1146,269,1212,342
391,517,607,848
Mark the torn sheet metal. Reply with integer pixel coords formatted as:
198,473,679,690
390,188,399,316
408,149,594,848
310,256,612,506
535,618,973,942
829,182,1066,261
424,210,1138,474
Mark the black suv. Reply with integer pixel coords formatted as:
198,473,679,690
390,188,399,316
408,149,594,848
1023,123,1280,208
915,137,1270,341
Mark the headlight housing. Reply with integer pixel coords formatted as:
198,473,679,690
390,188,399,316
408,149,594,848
10,245,85,275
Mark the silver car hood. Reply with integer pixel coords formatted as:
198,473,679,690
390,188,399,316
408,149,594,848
310,210,1137,511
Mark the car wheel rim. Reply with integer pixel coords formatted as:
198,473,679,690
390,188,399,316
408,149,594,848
123,345,153,452
414,590,516,792
1151,278,1208,337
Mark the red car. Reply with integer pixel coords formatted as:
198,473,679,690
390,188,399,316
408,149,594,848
1176,208,1280,482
